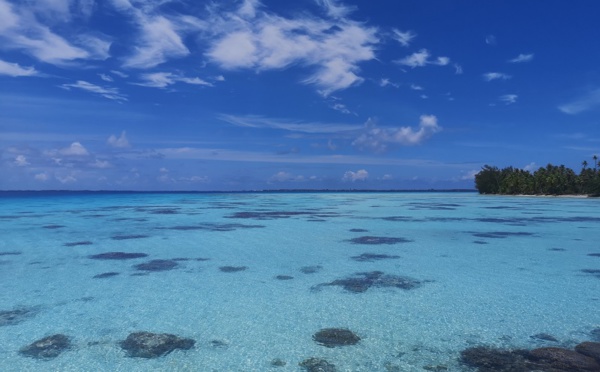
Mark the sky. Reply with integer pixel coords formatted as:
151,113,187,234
1,0,600,191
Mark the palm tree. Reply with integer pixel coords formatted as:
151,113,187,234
594,155,598,172
582,160,588,170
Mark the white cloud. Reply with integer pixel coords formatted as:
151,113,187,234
107,131,131,148
353,115,442,152
342,169,368,182
395,49,450,68
392,29,416,47
135,72,213,88
0,0,111,65
91,159,112,168
454,63,463,75
461,170,478,180
99,73,113,82
315,0,357,19
14,155,29,166
61,80,127,101
34,172,49,181
523,162,537,172
219,114,362,133
499,94,518,104
60,142,89,156
485,35,496,45
508,53,534,63
558,89,600,114
205,2,378,96
0,59,37,77
57,174,77,184
483,72,511,82
379,78,399,88
410,84,423,91
269,171,304,183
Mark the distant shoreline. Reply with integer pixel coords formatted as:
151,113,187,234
0,189,477,195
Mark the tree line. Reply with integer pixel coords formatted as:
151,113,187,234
474,157,600,196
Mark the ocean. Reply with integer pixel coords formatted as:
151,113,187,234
1,191,599,371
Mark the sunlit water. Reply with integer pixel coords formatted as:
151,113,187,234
1,191,599,371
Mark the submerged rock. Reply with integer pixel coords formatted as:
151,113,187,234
348,236,412,245
530,333,558,342
529,346,600,371
275,275,294,280
64,241,93,247
19,334,71,359
134,259,179,272
93,272,120,279
299,357,337,372
313,271,423,293
350,253,400,262
271,358,286,367
300,265,322,274
111,234,149,240
575,342,600,363
219,266,248,273
312,328,360,347
88,252,148,260
0,307,38,326
120,332,195,358
459,346,531,371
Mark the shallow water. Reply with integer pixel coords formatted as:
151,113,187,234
0,191,599,371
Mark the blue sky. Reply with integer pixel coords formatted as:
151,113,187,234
1,0,600,191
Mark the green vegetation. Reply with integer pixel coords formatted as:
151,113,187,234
474,158,600,196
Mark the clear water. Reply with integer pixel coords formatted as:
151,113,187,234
0,191,599,371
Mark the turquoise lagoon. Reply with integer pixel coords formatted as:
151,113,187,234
0,191,599,371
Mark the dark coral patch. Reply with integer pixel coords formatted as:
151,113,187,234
19,334,71,359
459,346,531,371
530,333,558,342
312,328,360,348
471,231,535,239
0,251,21,256
588,253,600,257
219,266,248,273
351,253,400,262
529,347,600,371
473,241,489,245
0,307,38,326
226,210,340,220
120,332,195,358
111,234,149,240
64,241,93,247
93,272,120,279
349,228,369,232
134,260,179,272
275,275,294,280
300,265,322,274
42,224,65,229
549,248,566,251
348,236,413,245
299,357,337,372
161,223,265,232
88,252,148,260
313,271,423,293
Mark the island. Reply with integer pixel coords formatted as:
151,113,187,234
474,157,600,196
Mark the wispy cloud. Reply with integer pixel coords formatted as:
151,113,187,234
483,72,511,82
0,0,111,65
499,94,518,104
485,35,497,45
0,59,37,77
508,53,534,63
218,114,363,134
352,115,442,152
395,49,450,68
60,80,128,101
391,29,416,47
379,78,399,88
135,72,213,88
315,0,357,19
559,88,600,114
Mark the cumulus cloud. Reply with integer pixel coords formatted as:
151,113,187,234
395,49,450,68
558,88,600,114
269,171,304,183
392,29,416,47
14,155,29,166
342,169,368,182
353,115,442,152
60,142,89,156
461,170,478,180
0,59,37,77
135,72,213,88
508,53,534,63
107,131,130,148
483,72,511,82
61,80,127,101
34,172,49,181
91,159,112,168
